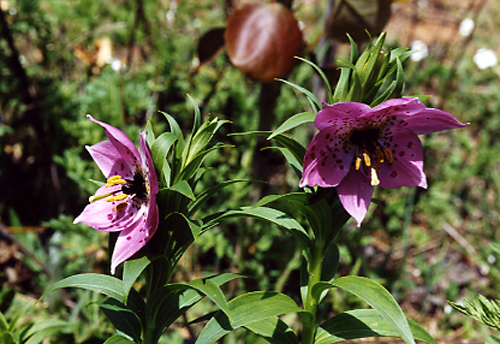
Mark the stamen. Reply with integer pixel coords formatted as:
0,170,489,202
383,147,394,164
370,168,380,186
106,175,126,187
106,194,128,202
89,192,113,203
363,150,371,167
355,156,362,170
114,202,127,212
375,146,384,163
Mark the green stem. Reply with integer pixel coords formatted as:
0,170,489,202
301,239,325,344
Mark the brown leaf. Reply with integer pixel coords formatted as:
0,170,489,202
325,0,392,43
224,1,304,83
197,27,226,66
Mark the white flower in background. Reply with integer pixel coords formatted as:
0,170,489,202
459,18,475,37
410,40,429,61
111,58,123,72
473,48,498,70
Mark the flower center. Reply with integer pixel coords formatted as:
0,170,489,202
349,128,394,186
89,173,148,211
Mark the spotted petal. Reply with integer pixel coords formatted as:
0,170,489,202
86,141,136,180
300,126,354,188
396,107,469,135
378,128,427,189
336,168,374,227
315,102,371,130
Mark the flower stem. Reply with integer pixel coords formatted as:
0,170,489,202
301,239,325,344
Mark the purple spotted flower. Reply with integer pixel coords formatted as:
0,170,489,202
300,97,467,227
74,115,159,274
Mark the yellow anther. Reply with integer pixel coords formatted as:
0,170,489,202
363,150,371,167
355,156,362,170
114,202,127,212
106,175,126,187
106,194,128,202
382,147,394,164
370,168,380,186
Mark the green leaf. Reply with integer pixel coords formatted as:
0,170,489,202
188,279,232,321
168,180,196,200
159,110,186,163
315,309,437,344
332,65,352,103
178,143,230,182
0,311,8,332
151,132,178,187
312,276,415,344
40,274,125,303
122,256,151,305
182,118,229,170
188,179,252,216
103,335,136,344
268,111,316,139
1,332,14,344
187,94,202,135
145,120,155,147
195,291,306,344
295,57,333,104
23,320,74,344
244,316,299,344
203,207,310,254
98,298,142,344
146,274,243,343
276,78,321,113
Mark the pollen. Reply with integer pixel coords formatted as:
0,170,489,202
106,175,126,187
362,150,371,167
106,194,128,202
355,156,362,170
370,168,380,186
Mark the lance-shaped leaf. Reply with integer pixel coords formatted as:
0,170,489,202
151,131,177,187
23,320,75,344
103,335,136,344
203,206,310,254
312,276,415,344
195,291,307,344
98,298,142,344
40,274,125,303
244,316,299,344
315,309,437,344
122,256,151,304
145,273,242,343
268,111,316,140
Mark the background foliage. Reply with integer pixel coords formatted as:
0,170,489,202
0,0,499,342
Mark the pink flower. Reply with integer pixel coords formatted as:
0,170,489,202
74,115,159,274
300,97,468,227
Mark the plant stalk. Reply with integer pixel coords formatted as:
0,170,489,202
301,239,325,344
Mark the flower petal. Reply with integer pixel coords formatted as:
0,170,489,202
397,108,468,135
315,102,371,130
140,131,159,194
73,186,138,232
378,128,427,189
87,115,142,170
86,141,136,179
300,127,354,188
110,209,155,274
336,168,374,227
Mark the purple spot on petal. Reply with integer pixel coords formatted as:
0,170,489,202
390,171,398,178
126,236,132,241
